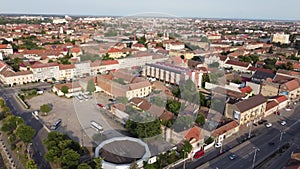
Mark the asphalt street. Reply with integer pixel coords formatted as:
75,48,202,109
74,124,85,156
0,83,51,169
171,104,300,169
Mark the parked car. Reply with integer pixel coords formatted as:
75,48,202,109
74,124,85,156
215,142,222,148
268,142,275,146
280,120,287,126
265,122,272,128
97,103,104,108
258,119,268,125
193,150,205,159
285,106,293,111
229,153,237,160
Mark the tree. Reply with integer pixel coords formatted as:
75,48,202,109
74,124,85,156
16,124,36,143
151,97,165,107
93,157,102,169
1,115,24,132
129,161,138,169
171,86,180,98
86,79,96,94
77,163,92,169
40,104,51,114
195,113,206,126
166,99,181,115
61,85,69,94
60,149,80,169
126,119,161,138
0,99,5,108
202,74,210,88
26,160,38,169
182,140,192,153
204,137,214,145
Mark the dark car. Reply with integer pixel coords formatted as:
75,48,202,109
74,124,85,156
268,142,275,146
258,119,268,125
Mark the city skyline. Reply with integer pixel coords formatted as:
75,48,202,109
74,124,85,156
1,0,300,20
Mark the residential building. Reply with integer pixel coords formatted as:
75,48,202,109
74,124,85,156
226,94,266,125
279,78,300,102
271,33,290,44
0,44,13,56
143,62,204,88
212,120,239,144
97,70,152,100
58,64,76,80
30,62,60,81
75,61,91,77
52,82,83,98
224,60,252,73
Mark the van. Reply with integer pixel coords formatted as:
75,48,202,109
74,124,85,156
51,119,62,130
90,121,103,133
76,95,83,102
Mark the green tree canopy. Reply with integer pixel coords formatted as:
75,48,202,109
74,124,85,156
60,149,80,168
125,119,161,138
25,160,38,169
40,104,51,113
61,85,69,94
195,113,206,126
1,115,24,132
16,124,36,143
86,79,96,94
93,157,102,169
77,163,92,169
166,99,181,115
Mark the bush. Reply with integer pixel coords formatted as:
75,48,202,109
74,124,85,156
204,137,214,145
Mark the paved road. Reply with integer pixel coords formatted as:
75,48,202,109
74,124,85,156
0,83,51,169
171,104,300,169
195,105,300,169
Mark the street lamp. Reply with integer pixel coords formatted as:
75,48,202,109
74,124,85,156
252,147,260,169
248,120,253,139
183,150,186,169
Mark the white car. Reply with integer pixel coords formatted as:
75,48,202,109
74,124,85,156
265,122,272,128
215,142,222,148
280,121,287,126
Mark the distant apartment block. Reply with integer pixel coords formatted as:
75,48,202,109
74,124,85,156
143,62,204,88
30,62,60,81
271,33,290,44
97,70,152,100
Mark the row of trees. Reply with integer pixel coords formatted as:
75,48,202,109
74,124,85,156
0,98,37,168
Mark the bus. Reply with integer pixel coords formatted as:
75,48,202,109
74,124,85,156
90,121,104,133
51,119,62,130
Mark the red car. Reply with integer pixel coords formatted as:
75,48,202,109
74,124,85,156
193,150,205,159
97,103,104,108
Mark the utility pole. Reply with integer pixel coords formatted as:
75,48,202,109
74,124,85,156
252,147,260,169
248,120,253,138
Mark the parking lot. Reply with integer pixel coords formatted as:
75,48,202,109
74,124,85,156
27,92,128,147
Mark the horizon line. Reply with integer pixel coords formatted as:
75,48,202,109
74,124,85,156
1,12,300,22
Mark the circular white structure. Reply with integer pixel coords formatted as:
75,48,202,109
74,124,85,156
95,137,151,169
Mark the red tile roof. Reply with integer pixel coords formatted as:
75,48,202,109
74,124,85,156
31,62,59,69
225,60,250,68
239,86,253,94
274,95,288,103
100,60,119,66
183,126,203,143
266,100,278,111
284,79,300,92
59,64,75,70
212,121,239,138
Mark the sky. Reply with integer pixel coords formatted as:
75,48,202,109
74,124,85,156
0,0,300,20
